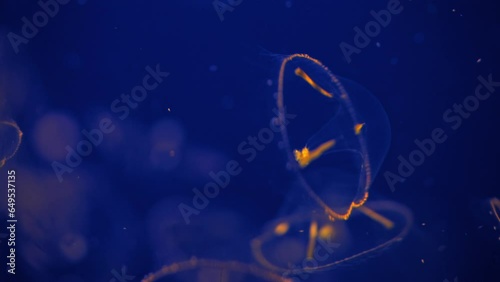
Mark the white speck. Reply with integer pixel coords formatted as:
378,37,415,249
476,58,482,63
422,222,426,226
167,108,171,112
421,259,425,264
266,79,273,86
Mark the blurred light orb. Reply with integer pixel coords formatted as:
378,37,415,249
183,146,228,182
209,65,218,72
59,233,88,262
33,112,80,161
149,118,185,170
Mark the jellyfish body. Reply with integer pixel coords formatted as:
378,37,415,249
251,54,409,275
274,54,391,220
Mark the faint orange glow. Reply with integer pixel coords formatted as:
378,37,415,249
489,197,500,222
274,222,289,236
354,123,365,135
319,224,335,240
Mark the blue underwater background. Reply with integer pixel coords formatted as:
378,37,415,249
0,0,499,282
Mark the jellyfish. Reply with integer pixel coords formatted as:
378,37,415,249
0,120,23,168
250,54,411,275
272,53,391,220
141,258,290,282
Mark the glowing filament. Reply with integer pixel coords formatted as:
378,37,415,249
354,123,365,135
490,198,500,222
294,68,333,98
294,140,336,168
306,220,318,259
358,206,394,229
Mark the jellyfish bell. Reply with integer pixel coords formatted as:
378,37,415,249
251,200,412,275
142,258,290,282
273,54,391,220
